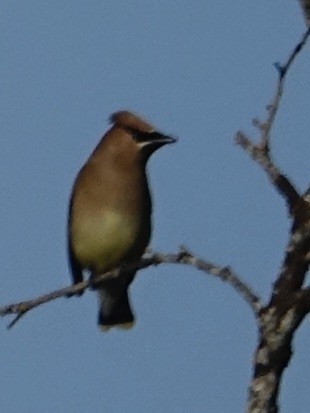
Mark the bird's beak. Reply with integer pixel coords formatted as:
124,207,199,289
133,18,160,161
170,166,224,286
137,132,177,154
152,134,177,146
159,135,177,145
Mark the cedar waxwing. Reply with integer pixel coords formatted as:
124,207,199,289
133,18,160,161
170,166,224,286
68,111,176,330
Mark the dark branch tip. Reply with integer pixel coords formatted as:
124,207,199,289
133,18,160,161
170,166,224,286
273,61,285,78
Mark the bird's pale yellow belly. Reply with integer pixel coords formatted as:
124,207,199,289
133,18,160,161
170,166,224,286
71,210,139,273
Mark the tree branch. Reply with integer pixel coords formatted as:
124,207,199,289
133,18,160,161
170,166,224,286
270,200,310,308
0,247,262,329
263,26,310,150
236,29,310,413
235,28,310,216
235,132,300,214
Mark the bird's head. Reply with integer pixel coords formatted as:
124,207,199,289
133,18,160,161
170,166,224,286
109,111,177,162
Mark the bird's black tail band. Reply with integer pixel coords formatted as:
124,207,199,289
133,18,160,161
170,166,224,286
98,286,134,331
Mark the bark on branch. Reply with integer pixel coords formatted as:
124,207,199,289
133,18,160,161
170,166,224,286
0,247,262,329
235,28,310,413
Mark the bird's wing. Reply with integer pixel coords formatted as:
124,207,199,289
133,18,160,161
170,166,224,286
67,194,84,285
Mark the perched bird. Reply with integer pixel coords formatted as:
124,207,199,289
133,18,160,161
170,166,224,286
68,111,176,330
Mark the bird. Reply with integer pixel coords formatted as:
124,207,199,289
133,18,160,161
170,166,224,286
67,110,176,330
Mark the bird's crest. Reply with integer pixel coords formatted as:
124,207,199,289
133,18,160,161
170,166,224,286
109,111,154,133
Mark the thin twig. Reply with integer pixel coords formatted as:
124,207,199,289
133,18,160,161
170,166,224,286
235,132,300,214
262,27,310,151
235,29,310,215
176,246,263,315
0,248,263,328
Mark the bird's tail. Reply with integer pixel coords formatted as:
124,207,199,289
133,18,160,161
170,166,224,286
97,285,135,331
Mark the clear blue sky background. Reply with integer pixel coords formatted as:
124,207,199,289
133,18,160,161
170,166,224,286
1,2,309,412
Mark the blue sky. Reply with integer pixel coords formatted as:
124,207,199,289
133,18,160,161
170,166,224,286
1,2,309,412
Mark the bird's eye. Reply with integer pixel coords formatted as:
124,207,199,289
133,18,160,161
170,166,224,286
130,129,152,143
147,132,164,140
